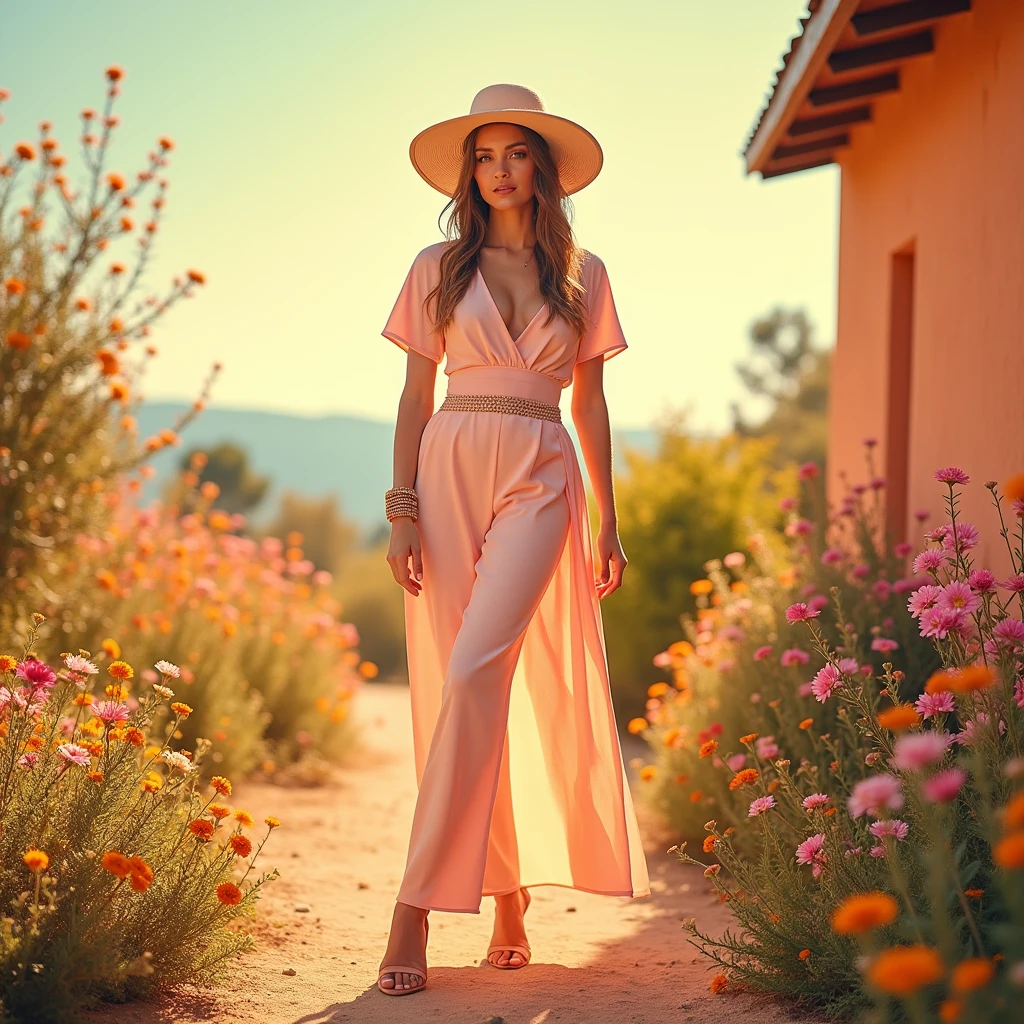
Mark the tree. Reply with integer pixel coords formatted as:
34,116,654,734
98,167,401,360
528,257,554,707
166,442,270,518
260,491,358,575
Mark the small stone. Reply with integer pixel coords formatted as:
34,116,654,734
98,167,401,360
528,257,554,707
282,968,297,976
294,903,311,913
565,906,577,912
481,1018,505,1024
357,881,369,889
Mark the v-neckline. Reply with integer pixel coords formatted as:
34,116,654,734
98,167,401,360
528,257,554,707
475,267,547,347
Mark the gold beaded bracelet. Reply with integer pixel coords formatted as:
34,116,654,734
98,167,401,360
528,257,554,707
385,486,418,522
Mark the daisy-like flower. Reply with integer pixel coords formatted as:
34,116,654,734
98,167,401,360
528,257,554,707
915,691,955,719
937,582,982,616
229,835,253,857
152,683,174,699
795,833,827,876
869,819,909,841
188,819,214,842
993,618,1024,648
780,648,810,667
811,663,842,703
93,700,129,724
154,660,180,678
160,750,195,773
785,602,819,623
848,774,904,818
907,585,943,618
912,550,947,575
108,660,134,681
63,654,98,675
935,467,970,485
922,767,967,803
1001,574,1024,594
837,657,859,674
217,882,243,905
265,817,281,829
234,809,254,827
802,793,830,811
753,645,773,661
968,569,997,592
870,637,900,653
16,659,56,687
210,775,232,796
919,605,968,640
748,795,776,817
942,521,979,553
57,743,92,768
755,736,778,759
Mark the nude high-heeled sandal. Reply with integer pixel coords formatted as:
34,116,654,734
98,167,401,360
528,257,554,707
377,914,429,996
486,887,532,969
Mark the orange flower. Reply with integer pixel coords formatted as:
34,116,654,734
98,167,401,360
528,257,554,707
187,269,206,285
709,974,728,994
234,809,255,827
866,944,943,995
14,142,35,160
729,768,758,790
216,882,242,906
876,705,921,731
949,665,995,693
209,804,231,820
102,851,132,879
1004,473,1024,503
124,727,145,746
170,701,192,718
950,957,995,993
211,776,232,797
831,892,899,935
703,835,717,854
87,771,104,783
96,348,120,375
127,856,153,882
0,654,16,673
4,278,25,295
939,999,963,1023
690,579,713,596
740,732,758,745
639,766,657,782
101,638,121,658
229,835,253,857
627,717,648,735
647,681,670,698
5,330,31,350
993,832,1024,869
964,888,984,899
699,739,718,758
106,171,125,191
799,718,814,730
108,660,133,680
925,670,957,694
188,819,215,842
689,790,704,803
106,65,124,81
1004,793,1024,831
798,949,811,960
23,849,49,872
265,817,281,829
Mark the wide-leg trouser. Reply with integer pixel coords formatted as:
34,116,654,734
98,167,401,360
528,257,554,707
396,416,570,913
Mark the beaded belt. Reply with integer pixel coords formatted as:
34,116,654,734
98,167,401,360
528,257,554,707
438,392,561,423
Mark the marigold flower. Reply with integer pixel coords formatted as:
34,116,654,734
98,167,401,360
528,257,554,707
798,949,811,960
925,670,957,694
877,705,921,731
740,732,758,744
831,892,899,934
703,835,717,853
15,142,36,160
964,888,984,899
87,770,104,783
128,871,151,893
229,835,253,857
23,849,49,872
265,817,281,829
216,881,242,905
993,831,1024,869
187,269,206,285
647,681,670,698
690,579,713,596
689,790,704,803
186,818,214,843
639,766,657,782
209,804,231,819
729,768,758,790
1004,792,1024,830
234,809,255,827
102,851,132,879
124,727,145,746
626,717,648,735
939,999,963,1023
108,660,133,681
106,65,125,81
0,654,16,673
6,329,31,350
950,665,995,693
950,957,995,993
211,775,232,796
699,739,717,758
866,944,943,994
709,973,728,994
106,171,125,191
170,701,192,718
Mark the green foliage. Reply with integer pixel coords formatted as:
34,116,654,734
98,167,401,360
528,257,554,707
170,442,271,518
0,617,280,1023
259,490,358,575
603,412,797,719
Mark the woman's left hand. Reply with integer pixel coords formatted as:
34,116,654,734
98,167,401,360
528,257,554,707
595,526,627,599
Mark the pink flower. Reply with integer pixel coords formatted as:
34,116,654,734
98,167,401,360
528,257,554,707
908,585,943,618
894,542,913,558
942,521,979,553
934,467,970,485
652,651,671,668
63,654,98,675
969,570,997,593
811,663,842,703
919,605,968,640
755,736,779,759
785,518,814,538
808,594,829,613
1014,498,1024,518
915,691,955,719
821,548,843,565
753,645,773,661
837,657,859,675
869,819,909,841
955,712,1005,746
937,582,982,616
851,563,870,579
723,551,746,568
93,700,129,724
779,496,798,512
802,793,830,810
16,659,56,688
922,767,966,803
798,462,819,480
870,845,887,858
57,743,92,768
994,618,1024,648
786,602,819,623
748,795,776,817
18,753,39,770
795,833,826,876
913,550,947,574
780,648,810,667
727,753,747,771
890,732,950,771
870,637,900,653
1015,677,1024,710
1001,574,1024,594
848,774,904,818
872,579,893,601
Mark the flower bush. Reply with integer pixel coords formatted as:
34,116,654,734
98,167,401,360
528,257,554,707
0,614,280,1022
62,452,368,778
636,448,1024,1021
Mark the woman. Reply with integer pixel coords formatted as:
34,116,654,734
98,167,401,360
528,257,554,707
377,83,650,997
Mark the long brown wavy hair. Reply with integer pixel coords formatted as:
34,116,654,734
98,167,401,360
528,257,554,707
424,124,590,339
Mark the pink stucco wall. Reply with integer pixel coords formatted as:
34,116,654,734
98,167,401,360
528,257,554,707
829,0,1024,576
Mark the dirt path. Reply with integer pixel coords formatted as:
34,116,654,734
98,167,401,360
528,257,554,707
86,681,814,1024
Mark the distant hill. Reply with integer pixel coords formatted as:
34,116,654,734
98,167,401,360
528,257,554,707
135,402,657,531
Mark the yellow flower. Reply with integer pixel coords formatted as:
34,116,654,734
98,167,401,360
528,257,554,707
210,776,232,797
170,701,192,718
234,809,255,827
831,892,899,935
265,817,281,829
23,849,49,872
108,660,133,681
866,944,943,995
101,638,120,659
950,957,995,993
0,654,16,673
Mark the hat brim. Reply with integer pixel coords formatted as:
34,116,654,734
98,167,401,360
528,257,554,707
409,109,603,198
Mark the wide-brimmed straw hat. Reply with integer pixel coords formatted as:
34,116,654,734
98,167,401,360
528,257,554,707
409,83,603,198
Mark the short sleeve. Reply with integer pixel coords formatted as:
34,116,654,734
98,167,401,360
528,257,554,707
576,254,628,364
381,246,445,364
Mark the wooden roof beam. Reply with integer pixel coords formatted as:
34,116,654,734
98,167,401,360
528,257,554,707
761,155,836,180
773,133,850,160
829,29,934,73
809,71,900,107
790,104,872,135
852,0,971,37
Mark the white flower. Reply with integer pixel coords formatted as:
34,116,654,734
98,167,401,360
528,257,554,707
154,660,180,679
152,684,175,699
63,654,98,675
160,750,194,773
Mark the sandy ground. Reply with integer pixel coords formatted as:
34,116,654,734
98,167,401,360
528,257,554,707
85,681,818,1024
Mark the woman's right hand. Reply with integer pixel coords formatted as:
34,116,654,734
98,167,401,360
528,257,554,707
386,517,423,596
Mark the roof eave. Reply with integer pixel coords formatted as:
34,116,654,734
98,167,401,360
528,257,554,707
744,0,862,176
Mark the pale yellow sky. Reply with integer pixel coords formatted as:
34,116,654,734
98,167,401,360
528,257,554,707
3,0,837,432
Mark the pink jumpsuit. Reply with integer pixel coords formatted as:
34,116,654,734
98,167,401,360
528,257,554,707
382,242,650,913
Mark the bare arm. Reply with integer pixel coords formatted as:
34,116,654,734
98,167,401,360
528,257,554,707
571,355,627,598
386,351,437,596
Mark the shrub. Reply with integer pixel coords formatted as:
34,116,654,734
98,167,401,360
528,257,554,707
639,451,1024,1021
0,614,280,1022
